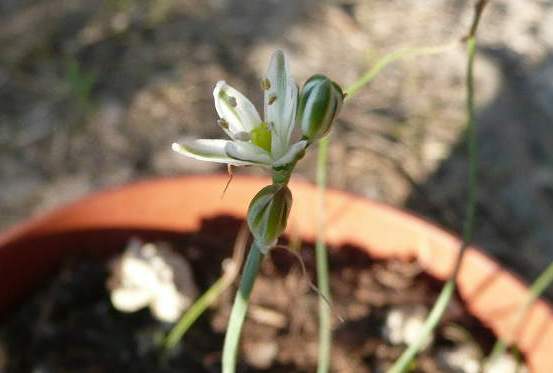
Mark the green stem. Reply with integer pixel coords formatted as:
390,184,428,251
487,261,553,362
164,276,228,351
389,280,456,373
312,40,455,373
316,135,332,373
388,3,487,371
222,243,264,373
344,44,455,99
461,36,479,263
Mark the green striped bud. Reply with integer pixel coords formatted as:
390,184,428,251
247,184,292,253
297,74,344,141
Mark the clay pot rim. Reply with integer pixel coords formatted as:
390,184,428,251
0,174,551,372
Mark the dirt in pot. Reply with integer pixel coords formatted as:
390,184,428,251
1,216,512,372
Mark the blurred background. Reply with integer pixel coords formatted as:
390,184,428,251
1,0,552,283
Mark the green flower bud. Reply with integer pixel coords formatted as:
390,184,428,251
297,74,344,141
247,184,292,253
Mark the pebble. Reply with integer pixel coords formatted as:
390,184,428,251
243,340,279,369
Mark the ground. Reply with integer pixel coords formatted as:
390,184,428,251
1,0,553,284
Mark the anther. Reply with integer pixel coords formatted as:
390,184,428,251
260,78,271,90
220,90,238,108
217,118,229,129
227,96,237,107
268,95,277,105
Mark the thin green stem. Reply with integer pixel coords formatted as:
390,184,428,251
388,2,487,372
164,276,228,350
487,261,553,362
389,280,456,373
460,36,479,268
222,243,264,373
316,135,332,373
313,39,456,373
344,44,455,99
163,226,247,352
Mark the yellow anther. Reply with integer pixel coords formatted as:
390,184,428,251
260,78,271,91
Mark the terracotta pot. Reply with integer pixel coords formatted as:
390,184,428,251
1,175,551,371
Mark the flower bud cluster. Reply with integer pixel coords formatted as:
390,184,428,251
248,74,343,252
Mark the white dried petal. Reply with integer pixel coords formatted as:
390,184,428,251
437,346,481,373
151,285,188,323
107,240,198,323
383,305,433,349
484,353,528,373
111,287,152,312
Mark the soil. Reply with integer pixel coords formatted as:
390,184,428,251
1,216,500,373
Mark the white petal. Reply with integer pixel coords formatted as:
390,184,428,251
214,81,262,136
224,141,272,166
172,139,257,166
150,285,187,323
273,140,308,168
264,50,298,159
111,288,152,313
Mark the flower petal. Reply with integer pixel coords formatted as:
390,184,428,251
273,140,308,168
264,50,298,159
172,139,257,166
214,81,261,137
224,141,272,166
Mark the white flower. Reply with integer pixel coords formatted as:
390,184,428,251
172,50,307,168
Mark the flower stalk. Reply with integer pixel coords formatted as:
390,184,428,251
312,35,457,373
173,49,343,373
388,2,488,372
163,226,248,351
315,135,332,373
222,243,264,373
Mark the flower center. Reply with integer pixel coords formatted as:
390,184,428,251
250,122,272,153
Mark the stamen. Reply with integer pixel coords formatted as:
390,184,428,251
217,118,229,129
227,96,237,107
260,78,271,90
219,90,238,107
268,95,277,105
